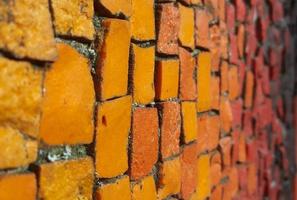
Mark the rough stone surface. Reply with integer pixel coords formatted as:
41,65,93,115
0,126,37,169
38,157,94,200
181,143,197,199
51,0,95,40
179,47,197,101
159,102,181,159
156,3,180,55
0,57,42,137
0,0,57,61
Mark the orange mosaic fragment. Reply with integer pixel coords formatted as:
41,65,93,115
96,96,132,178
96,176,131,200
0,173,36,200
131,175,157,200
40,43,95,145
158,157,181,199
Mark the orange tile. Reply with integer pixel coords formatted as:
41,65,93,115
179,3,195,49
196,154,211,200
40,43,95,145
96,0,132,17
210,185,222,200
96,18,130,100
131,176,157,200
131,0,155,40
207,115,220,150
220,97,233,133
155,59,179,100
209,24,221,72
131,44,155,104
197,114,209,155
211,76,220,110
96,96,132,178
247,163,257,195
220,61,229,94
237,24,245,58
196,52,211,112
0,173,36,200
96,176,131,200
181,102,198,143
219,137,232,167
222,167,238,199
244,71,254,108
210,151,222,187
158,157,181,199
228,66,240,100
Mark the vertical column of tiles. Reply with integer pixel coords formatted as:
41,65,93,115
94,2,132,198
129,1,158,198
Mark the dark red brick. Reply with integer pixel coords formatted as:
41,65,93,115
159,102,181,159
180,143,197,199
131,108,159,180
195,8,211,49
179,47,197,101
156,3,179,55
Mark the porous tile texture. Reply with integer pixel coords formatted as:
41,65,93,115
0,0,296,199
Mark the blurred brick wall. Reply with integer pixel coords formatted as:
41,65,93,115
0,0,296,199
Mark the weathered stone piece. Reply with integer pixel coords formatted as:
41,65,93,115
51,0,95,40
0,126,37,169
0,57,42,137
38,157,94,200
0,0,57,61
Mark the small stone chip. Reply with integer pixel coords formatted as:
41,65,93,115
51,0,95,40
38,157,94,200
0,126,37,169
0,0,57,61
